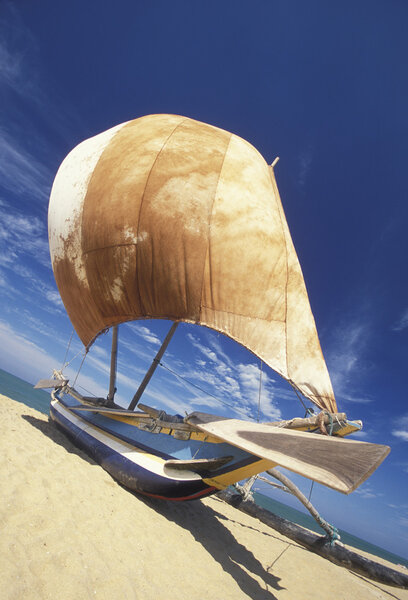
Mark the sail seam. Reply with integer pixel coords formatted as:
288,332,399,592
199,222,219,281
198,133,233,320
269,167,290,379
135,117,189,314
79,122,130,350
200,303,285,322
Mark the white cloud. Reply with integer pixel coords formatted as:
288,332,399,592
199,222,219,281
237,363,281,420
353,483,383,499
125,322,162,347
206,334,235,370
138,325,161,346
399,517,408,528
0,203,50,268
119,332,158,364
45,290,64,308
0,7,35,95
0,4,78,130
168,333,282,420
0,37,22,89
187,332,218,362
0,319,62,385
91,345,109,360
0,320,128,403
0,269,7,288
392,415,408,442
392,308,408,332
0,129,51,202
326,319,373,404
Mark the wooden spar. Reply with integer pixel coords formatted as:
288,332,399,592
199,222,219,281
34,378,69,389
236,469,339,538
217,488,408,589
128,321,179,410
107,325,119,403
265,468,337,539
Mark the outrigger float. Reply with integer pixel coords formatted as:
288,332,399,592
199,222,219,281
38,114,389,505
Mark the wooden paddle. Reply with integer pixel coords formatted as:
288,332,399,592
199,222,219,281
186,412,390,494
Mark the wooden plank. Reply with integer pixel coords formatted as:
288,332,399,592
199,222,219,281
70,405,151,418
186,412,390,494
34,379,68,389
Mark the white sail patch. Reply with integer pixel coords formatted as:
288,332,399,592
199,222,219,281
122,227,149,244
48,122,129,285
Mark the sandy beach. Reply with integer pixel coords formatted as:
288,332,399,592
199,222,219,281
1,393,406,600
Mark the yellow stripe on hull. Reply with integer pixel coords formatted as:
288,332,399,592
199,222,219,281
203,458,277,490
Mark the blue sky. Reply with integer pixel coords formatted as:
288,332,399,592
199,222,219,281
0,1,407,558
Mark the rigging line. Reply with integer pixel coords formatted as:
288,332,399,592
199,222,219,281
158,361,250,419
73,350,88,387
257,360,263,423
61,329,74,369
307,480,314,503
289,381,313,414
192,436,209,459
63,347,87,370
76,384,97,397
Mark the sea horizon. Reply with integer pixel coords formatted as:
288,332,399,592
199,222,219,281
1,366,407,569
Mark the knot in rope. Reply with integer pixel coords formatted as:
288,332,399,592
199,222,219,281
325,524,341,547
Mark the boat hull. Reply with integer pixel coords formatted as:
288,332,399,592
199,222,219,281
50,398,272,501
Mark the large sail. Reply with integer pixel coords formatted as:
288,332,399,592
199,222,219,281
48,114,337,412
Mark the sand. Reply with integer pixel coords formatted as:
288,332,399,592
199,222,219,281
0,394,406,600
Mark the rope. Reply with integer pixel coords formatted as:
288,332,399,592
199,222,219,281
61,329,74,370
307,480,314,503
289,381,314,415
192,436,208,459
63,347,86,370
324,410,334,435
76,384,97,397
326,525,341,547
257,360,263,423
73,350,88,386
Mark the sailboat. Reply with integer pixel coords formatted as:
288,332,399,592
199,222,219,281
37,114,389,502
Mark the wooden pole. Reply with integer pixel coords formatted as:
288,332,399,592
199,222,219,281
217,488,408,589
128,321,179,410
107,325,119,404
266,468,337,539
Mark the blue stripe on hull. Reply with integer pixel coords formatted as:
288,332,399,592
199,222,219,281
50,404,215,501
57,395,262,478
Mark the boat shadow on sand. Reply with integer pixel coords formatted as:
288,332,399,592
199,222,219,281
23,413,285,599
22,413,96,466
139,493,286,599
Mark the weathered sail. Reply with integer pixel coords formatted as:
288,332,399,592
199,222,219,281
48,114,336,412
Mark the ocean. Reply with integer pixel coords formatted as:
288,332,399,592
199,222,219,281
1,366,407,569
252,492,408,569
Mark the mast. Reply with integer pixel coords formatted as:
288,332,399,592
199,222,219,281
128,321,179,410
107,325,118,404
